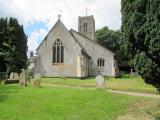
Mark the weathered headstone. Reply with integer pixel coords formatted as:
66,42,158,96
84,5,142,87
5,72,19,83
19,69,27,86
32,74,41,88
95,75,106,89
25,69,31,83
8,72,19,80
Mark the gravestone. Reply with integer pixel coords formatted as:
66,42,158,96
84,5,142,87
19,69,27,86
25,69,31,83
95,75,106,89
5,72,19,83
32,74,41,88
8,72,19,80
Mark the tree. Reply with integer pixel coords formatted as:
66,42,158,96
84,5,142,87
96,27,121,52
96,27,129,71
0,17,28,73
8,18,28,73
121,0,160,91
0,18,8,72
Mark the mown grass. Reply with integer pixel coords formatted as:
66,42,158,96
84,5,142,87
0,84,153,120
117,98,160,120
41,74,157,94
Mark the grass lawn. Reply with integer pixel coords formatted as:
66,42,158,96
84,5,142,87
41,75,157,94
0,84,158,120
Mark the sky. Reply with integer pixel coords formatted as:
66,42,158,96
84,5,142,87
0,0,121,53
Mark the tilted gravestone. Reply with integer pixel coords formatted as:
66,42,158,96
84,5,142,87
95,75,106,89
32,74,41,88
19,69,27,86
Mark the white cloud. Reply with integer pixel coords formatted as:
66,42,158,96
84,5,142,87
27,28,48,51
0,0,121,51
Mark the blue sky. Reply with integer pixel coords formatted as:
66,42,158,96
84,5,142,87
25,21,46,35
25,21,47,43
0,0,121,52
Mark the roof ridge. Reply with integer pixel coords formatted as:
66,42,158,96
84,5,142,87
69,31,90,58
70,29,115,55
36,19,67,51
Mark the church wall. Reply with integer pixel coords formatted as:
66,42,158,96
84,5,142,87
36,21,82,77
71,32,115,77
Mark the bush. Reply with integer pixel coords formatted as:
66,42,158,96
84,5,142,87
155,113,160,120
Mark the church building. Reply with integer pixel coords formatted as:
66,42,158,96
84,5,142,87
34,15,118,78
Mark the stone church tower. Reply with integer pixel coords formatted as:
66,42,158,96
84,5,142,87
78,15,95,40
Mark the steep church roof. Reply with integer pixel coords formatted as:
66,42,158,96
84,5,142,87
69,29,115,55
36,19,62,51
69,31,91,58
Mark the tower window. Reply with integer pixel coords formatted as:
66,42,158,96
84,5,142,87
83,22,88,32
53,39,64,64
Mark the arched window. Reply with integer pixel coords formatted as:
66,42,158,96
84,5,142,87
97,58,105,67
53,39,64,64
83,22,88,32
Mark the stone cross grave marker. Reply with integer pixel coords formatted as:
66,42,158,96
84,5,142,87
95,75,106,89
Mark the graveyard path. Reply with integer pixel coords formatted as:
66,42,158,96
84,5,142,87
41,83,96,90
42,83,160,98
108,89,160,98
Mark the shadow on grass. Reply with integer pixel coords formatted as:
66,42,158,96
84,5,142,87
0,84,21,102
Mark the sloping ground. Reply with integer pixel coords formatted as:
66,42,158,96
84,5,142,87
0,84,158,120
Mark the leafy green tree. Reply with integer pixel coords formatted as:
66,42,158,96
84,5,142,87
8,18,28,73
0,18,8,72
96,27,129,71
121,0,160,91
96,27,121,52
0,17,28,73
